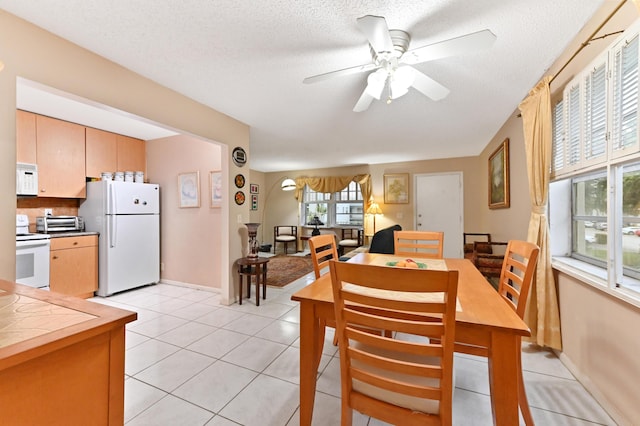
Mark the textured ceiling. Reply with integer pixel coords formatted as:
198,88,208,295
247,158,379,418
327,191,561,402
1,1,605,172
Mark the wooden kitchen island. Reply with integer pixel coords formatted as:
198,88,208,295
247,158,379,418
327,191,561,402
0,280,136,425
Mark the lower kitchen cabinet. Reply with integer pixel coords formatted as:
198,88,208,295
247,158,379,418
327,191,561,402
50,235,98,298
0,280,136,426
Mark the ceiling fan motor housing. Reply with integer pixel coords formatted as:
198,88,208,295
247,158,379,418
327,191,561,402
370,29,411,62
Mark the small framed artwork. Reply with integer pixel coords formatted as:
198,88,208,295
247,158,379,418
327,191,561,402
210,170,222,208
384,173,410,204
250,183,259,194
251,194,258,210
488,138,510,209
178,171,200,208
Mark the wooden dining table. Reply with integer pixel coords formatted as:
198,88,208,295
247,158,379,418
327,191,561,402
291,253,531,426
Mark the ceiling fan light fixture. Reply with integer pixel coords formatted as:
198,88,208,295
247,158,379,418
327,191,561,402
365,68,387,99
389,66,414,99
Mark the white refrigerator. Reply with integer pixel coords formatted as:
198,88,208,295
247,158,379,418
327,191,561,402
79,180,160,296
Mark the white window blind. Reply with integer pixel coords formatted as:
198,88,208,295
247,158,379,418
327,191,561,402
612,34,639,152
552,100,565,173
567,83,582,166
583,62,607,162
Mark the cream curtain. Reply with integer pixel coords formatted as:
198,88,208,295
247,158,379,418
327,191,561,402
293,174,372,210
518,76,562,350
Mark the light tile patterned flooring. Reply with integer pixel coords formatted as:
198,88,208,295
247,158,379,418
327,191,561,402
90,272,616,426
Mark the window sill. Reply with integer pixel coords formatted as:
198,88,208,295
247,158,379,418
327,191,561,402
552,256,640,310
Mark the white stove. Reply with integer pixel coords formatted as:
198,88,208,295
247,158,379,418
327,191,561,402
17,233,51,241
16,214,50,288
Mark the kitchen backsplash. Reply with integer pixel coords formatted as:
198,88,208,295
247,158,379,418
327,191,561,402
17,198,79,232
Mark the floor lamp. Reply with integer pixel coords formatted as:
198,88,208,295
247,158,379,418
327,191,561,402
259,177,296,244
366,202,383,237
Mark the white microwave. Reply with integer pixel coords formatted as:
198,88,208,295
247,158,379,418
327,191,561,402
17,162,38,196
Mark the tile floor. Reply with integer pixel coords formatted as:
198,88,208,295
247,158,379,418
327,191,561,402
90,272,616,426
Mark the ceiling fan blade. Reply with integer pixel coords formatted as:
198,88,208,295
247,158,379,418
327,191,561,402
401,29,496,65
353,90,375,112
353,70,387,112
303,62,377,84
409,67,450,101
357,15,394,53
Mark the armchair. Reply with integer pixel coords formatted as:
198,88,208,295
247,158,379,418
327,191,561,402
273,225,297,254
337,228,364,256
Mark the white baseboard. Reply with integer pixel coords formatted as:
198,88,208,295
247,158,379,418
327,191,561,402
159,279,220,294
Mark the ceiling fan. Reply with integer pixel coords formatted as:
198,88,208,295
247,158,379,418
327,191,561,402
303,15,497,112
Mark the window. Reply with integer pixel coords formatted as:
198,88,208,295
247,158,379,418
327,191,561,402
301,182,363,227
550,20,640,299
571,172,607,266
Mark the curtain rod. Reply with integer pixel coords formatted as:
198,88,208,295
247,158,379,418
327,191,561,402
550,0,627,84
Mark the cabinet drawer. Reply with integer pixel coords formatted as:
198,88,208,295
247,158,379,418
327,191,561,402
51,235,98,251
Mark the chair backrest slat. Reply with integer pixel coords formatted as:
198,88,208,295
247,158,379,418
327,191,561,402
394,230,444,259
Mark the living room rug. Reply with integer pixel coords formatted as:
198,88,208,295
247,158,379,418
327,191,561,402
266,255,314,287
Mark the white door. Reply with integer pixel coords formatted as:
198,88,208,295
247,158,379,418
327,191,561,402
414,173,464,258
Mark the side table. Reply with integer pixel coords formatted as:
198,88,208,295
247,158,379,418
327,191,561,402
236,257,269,306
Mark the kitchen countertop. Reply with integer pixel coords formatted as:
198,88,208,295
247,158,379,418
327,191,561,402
0,279,135,351
45,231,99,238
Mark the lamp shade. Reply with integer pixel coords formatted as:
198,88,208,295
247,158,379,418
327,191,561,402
366,202,383,215
281,178,296,191
308,215,324,226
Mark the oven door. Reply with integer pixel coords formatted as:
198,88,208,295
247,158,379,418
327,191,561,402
16,239,51,288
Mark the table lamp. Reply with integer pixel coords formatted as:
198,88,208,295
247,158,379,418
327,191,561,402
308,216,324,236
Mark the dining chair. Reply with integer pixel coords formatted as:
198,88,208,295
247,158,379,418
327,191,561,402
393,230,444,259
329,260,459,426
309,234,339,279
456,239,539,425
273,225,297,254
309,234,340,348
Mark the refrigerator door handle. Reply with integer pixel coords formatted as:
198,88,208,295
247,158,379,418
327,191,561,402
109,214,117,248
109,183,117,214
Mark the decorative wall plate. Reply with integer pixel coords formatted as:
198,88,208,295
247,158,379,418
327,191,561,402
232,147,247,167
235,191,245,205
234,174,245,188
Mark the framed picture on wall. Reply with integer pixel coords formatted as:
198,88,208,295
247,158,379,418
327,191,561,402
488,138,510,209
384,173,409,204
250,183,259,194
178,171,200,208
251,194,258,210
210,170,222,208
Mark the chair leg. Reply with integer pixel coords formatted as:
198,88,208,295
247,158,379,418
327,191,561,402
518,340,534,426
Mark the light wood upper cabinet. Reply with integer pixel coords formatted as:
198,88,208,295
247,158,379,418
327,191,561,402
36,115,86,198
85,127,117,178
49,235,98,299
16,110,37,164
117,134,146,175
